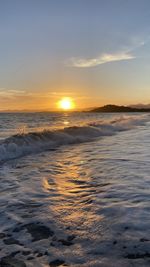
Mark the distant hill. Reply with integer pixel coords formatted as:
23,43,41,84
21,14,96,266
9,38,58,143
130,104,150,109
90,104,150,113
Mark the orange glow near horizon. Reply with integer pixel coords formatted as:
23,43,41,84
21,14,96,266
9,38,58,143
57,97,75,110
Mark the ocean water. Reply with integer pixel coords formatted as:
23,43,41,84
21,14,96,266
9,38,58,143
0,112,150,267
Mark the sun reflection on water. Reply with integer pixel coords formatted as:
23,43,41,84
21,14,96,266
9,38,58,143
63,120,69,126
42,151,101,230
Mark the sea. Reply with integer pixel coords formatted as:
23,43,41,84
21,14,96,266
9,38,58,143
0,112,150,267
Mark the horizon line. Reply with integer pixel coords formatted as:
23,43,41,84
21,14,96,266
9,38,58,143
0,103,150,113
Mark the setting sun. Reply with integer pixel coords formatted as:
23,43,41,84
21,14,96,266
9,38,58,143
57,97,75,110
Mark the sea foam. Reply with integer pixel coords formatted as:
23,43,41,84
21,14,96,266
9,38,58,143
0,115,148,163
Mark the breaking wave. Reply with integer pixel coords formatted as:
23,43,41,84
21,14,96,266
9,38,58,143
0,115,148,163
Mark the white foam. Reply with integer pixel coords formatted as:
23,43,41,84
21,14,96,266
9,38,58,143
0,115,148,162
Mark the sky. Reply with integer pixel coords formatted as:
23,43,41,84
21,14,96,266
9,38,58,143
1,0,150,110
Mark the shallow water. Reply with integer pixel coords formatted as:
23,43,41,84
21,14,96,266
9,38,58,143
0,112,150,266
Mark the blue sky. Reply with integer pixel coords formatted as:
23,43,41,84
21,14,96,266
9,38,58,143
0,0,150,110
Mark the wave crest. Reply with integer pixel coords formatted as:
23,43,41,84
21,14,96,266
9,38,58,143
0,115,147,162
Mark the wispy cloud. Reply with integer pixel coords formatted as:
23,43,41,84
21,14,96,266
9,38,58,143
0,89,41,101
67,36,148,68
48,92,76,97
68,52,135,68
0,88,31,99
0,88,76,101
